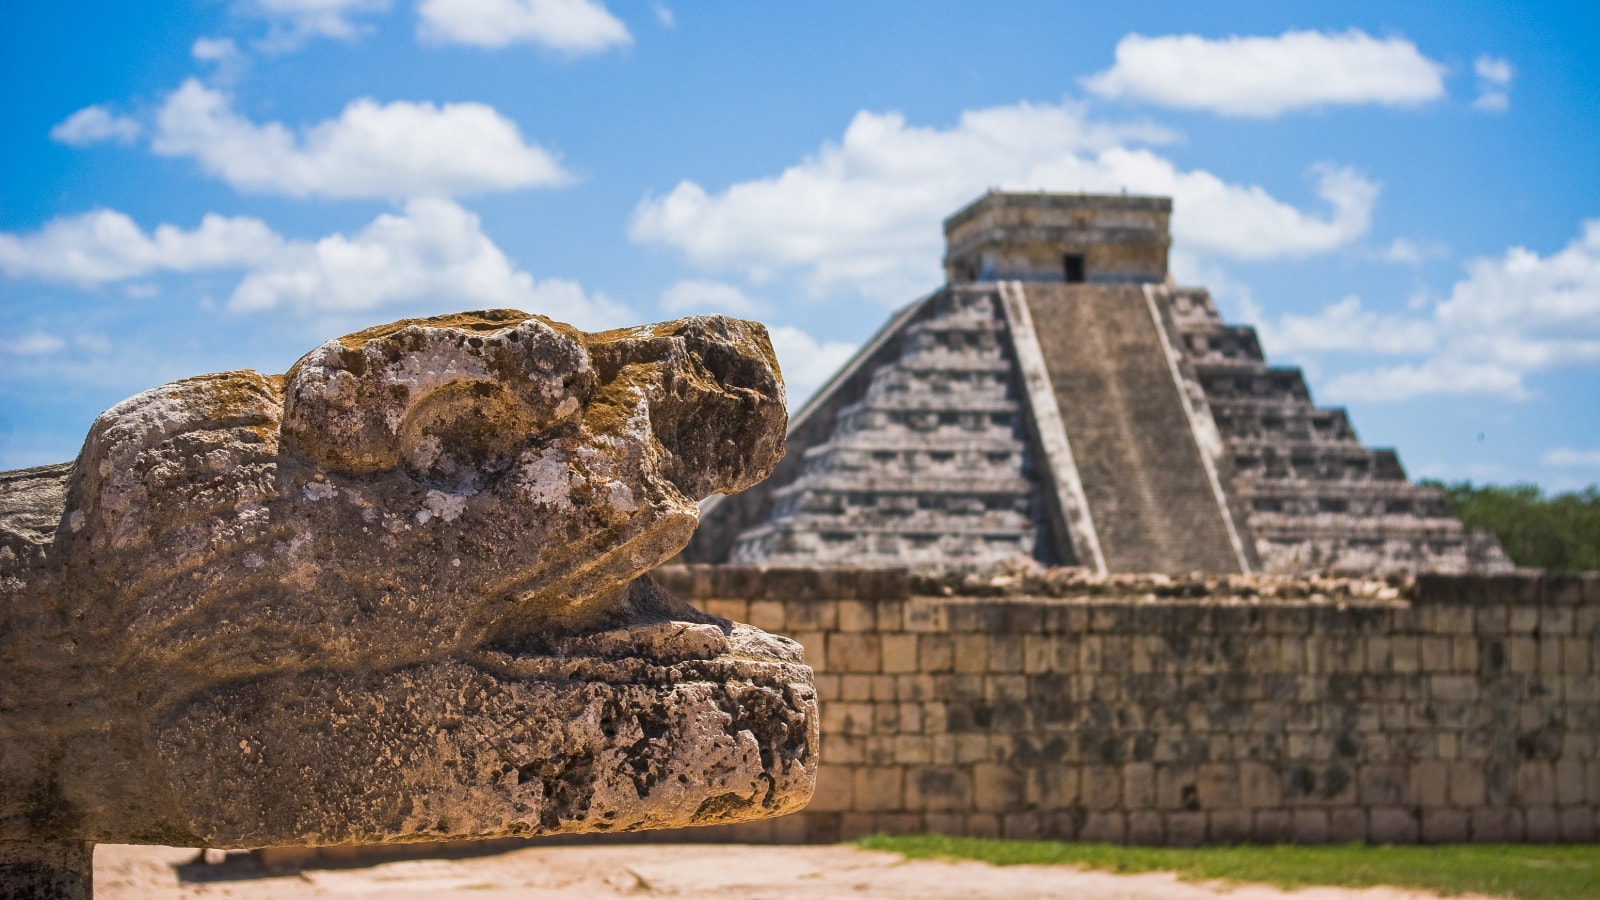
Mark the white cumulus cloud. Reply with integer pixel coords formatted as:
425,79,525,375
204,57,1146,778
1083,30,1446,117
1261,219,1600,403
50,105,142,146
1379,237,1449,265
230,198,626,328
0,209,283,283
767,325,858,409
0,200,625,330
1473,54,1514,112
417,0,630,52
1542,447,1600,469
630,100,1375,302
149,79,569,198
660,279,762,315
1,332,68,356
192,36,249,83
1257,294,1436,356
234,0,392,51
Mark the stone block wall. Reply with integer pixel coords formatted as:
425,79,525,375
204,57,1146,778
651,567,1599,845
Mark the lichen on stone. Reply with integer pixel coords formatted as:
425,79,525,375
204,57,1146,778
0,309,812,876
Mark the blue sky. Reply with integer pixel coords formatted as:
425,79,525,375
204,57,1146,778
2,1,1597,490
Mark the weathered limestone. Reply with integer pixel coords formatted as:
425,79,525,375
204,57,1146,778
0,310,816,897
1163,288,1513,575
692,192,1510,576
720,289,1059,570
643,566,1599,846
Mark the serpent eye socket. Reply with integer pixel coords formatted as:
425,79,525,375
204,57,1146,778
399,380,532,493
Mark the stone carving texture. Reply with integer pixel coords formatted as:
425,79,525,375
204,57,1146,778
702,193,1510,577
728,288,1053,570
0,310,815,896
1165,288,1512,575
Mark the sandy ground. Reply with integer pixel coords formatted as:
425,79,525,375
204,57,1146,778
93,843,1494,900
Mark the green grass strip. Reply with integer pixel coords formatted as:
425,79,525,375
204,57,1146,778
855,834,1600,900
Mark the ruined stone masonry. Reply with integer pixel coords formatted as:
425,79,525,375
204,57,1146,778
689,192,1511,576
647,566,1600,846
0,310,817,897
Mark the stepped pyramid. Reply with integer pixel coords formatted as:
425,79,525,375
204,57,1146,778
687,192,1510,576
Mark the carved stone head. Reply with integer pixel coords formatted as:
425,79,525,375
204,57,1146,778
0,310,814,853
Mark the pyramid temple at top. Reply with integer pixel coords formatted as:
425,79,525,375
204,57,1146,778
685,192,1511,576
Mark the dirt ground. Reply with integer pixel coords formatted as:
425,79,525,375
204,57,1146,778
94,843,1493,900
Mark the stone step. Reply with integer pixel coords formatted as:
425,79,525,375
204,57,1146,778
1023,284,1243,573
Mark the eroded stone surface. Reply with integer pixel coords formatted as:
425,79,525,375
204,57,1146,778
0,310,811,866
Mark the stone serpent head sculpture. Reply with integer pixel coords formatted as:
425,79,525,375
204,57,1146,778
0,310,815,895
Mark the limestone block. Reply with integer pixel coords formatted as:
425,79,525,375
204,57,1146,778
953,634,989,673
871,675,898,701
1470,807,1522,841
840,675,873,701
1422,808,1469,843
746,599,787,632
1508,637,1539,673
880,634,919,674
1239,762,1282,808
1390,636,1421,673
805,766,852,816
1252,810,1293,843
829,634,881,673
1122,763,1156,809
953,735,990,764
1411,761,1450,807
1328,808,1367,843
854,766,905,812
963,813,1002,838
895,674,936,702
1539,639,1564,676
986,675,1028,703
1002,813,1042,839
1562,637,1592,674
0,311,814,895
919,635,955,673
1291,809,1329,844
1475,605,1510,636
1369,807,1419,843
1558,807,1594,841
1079,812,1127,843
1555,759,1586,804
1127,811,1165,844
1449,763,1487,807
1023,635,1056,674
988,635,1025,673
893,735,932,764
1516,762,1557,806
1510,607,1541,633
838,600,876,633
1196,764,1241,809
1525,806,1561,842
1209,809,1253,843
1167,811,1207,846
908,767,973,812
1420,636,1453,672
972,763,1024,813
1082,765,1123,811
1541,607,1576,636
875,600,907,632
838,813,879,841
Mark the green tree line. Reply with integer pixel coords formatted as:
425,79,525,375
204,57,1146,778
1425,481,1600,572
